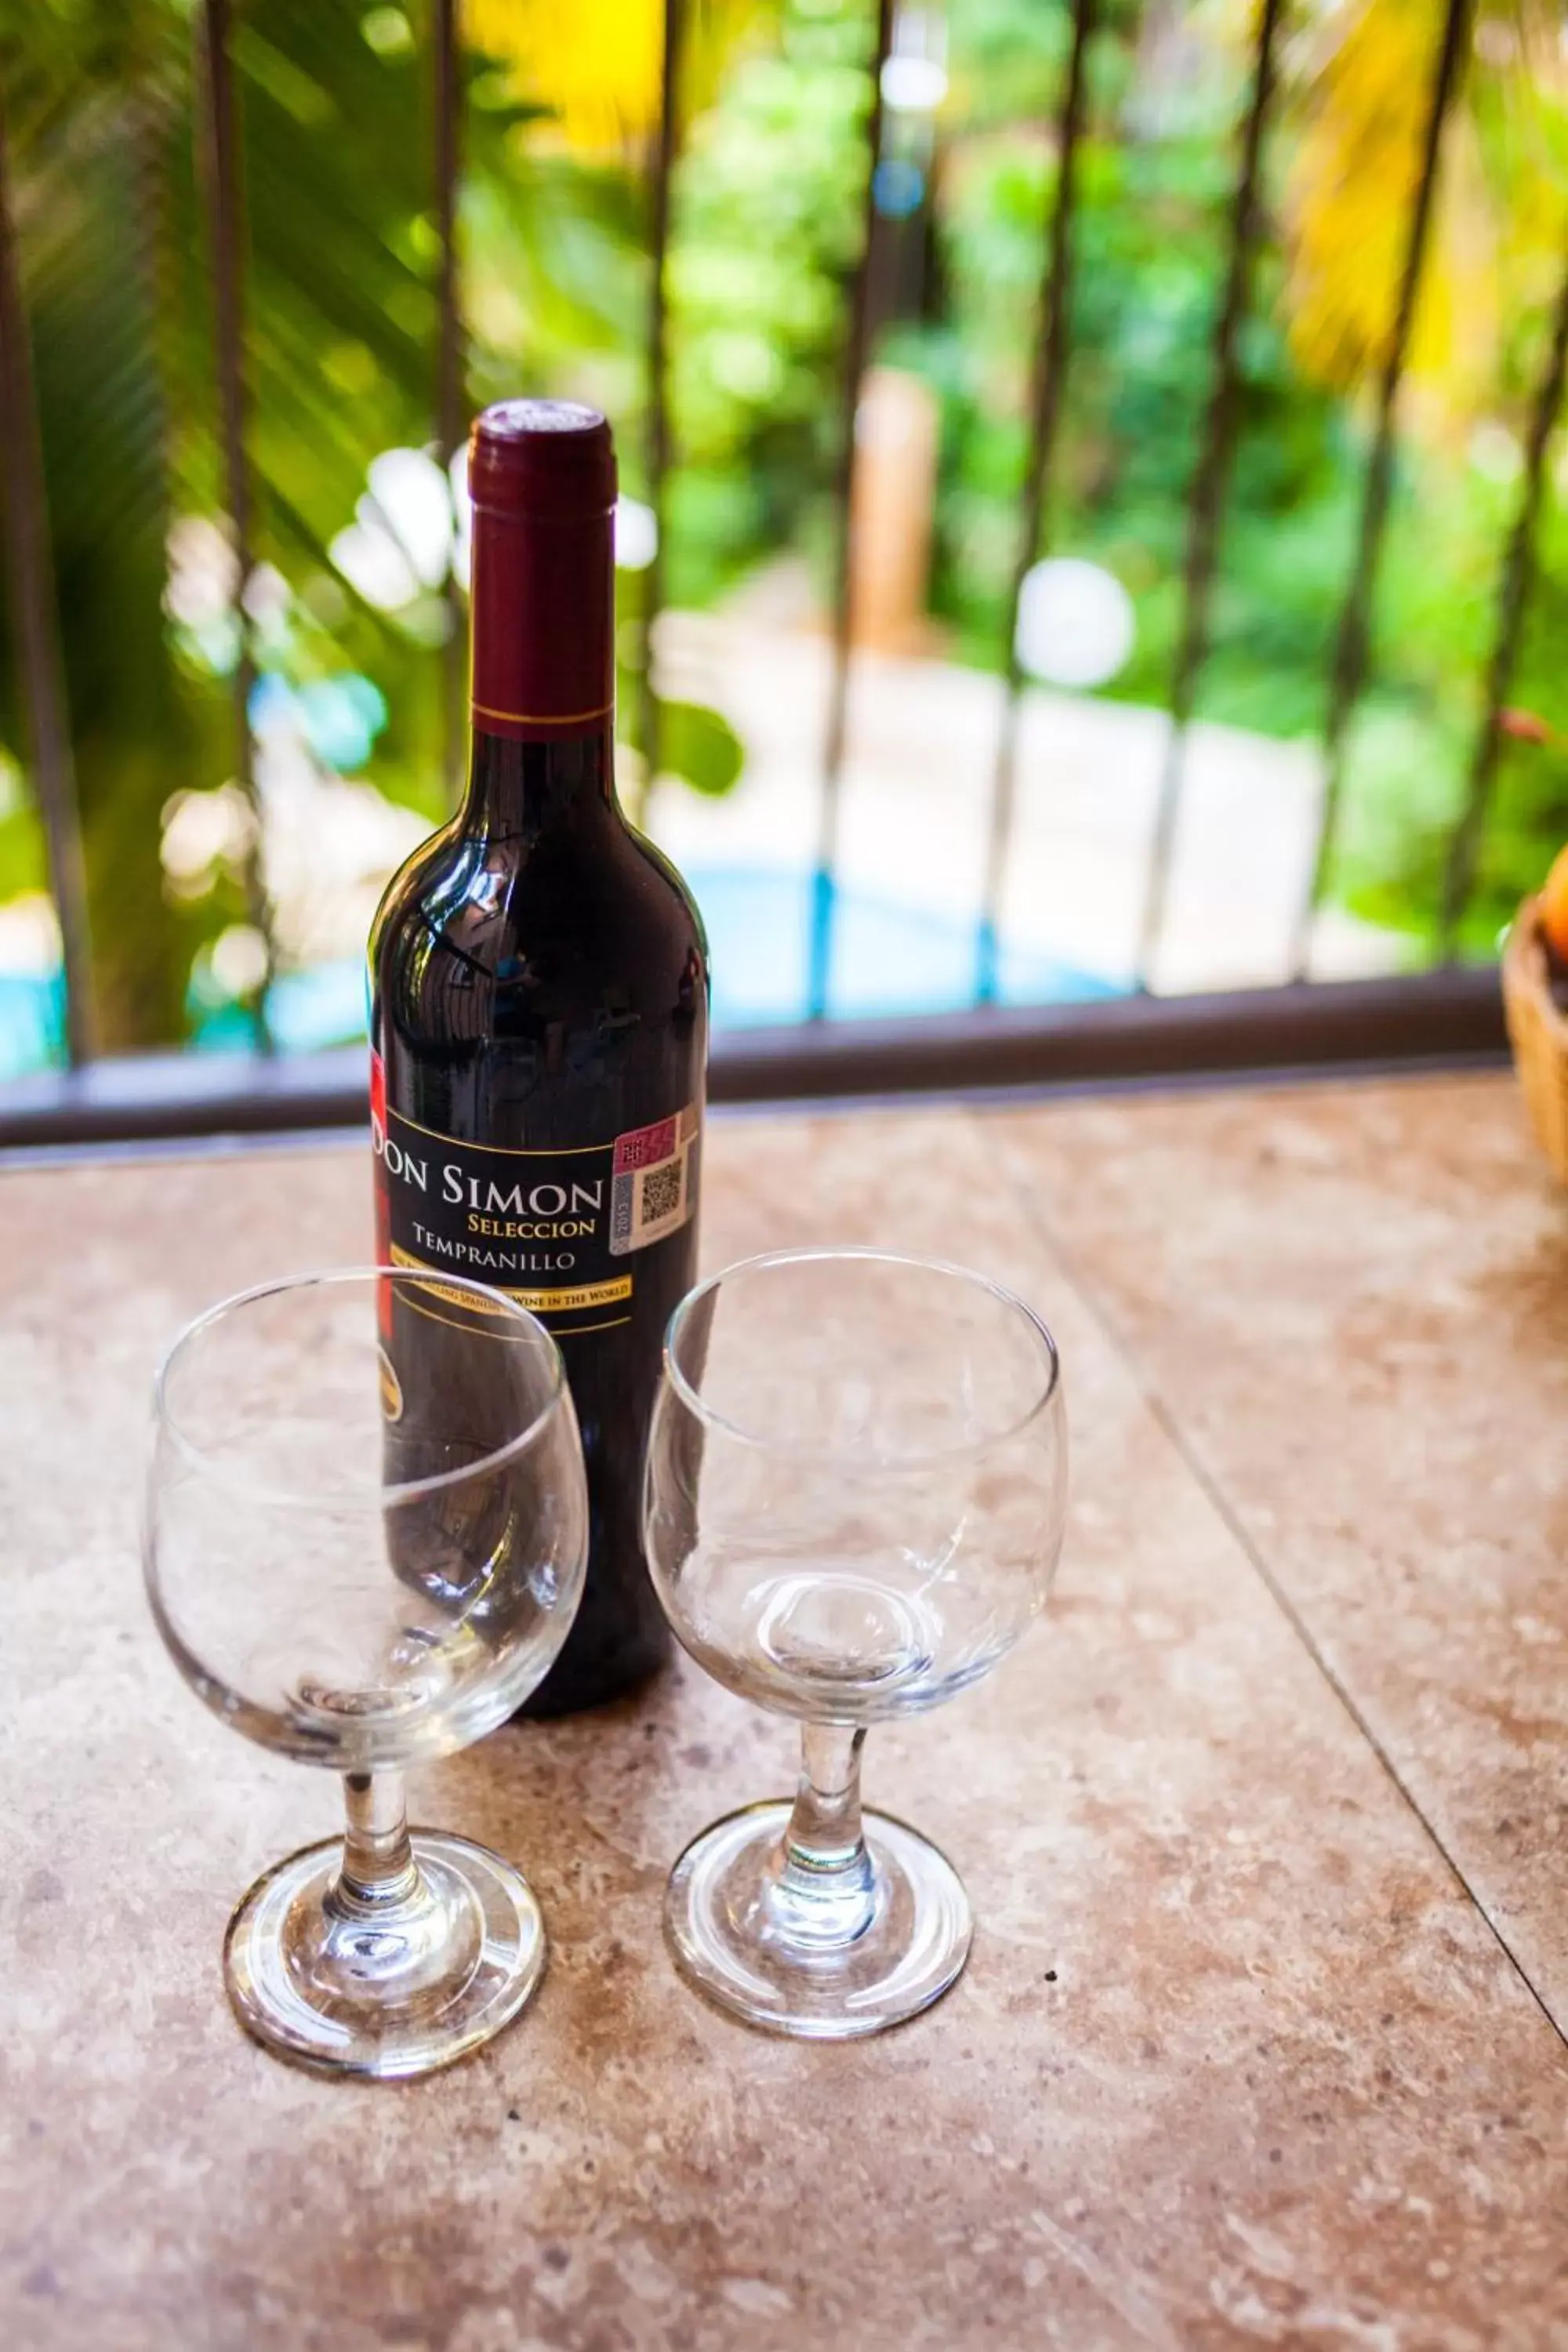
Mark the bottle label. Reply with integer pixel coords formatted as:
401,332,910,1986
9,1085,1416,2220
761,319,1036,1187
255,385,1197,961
371,1065,699,1337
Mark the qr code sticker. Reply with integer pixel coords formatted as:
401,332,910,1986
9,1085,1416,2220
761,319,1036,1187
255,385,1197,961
640,1159,684,1228
609,1102,699,1256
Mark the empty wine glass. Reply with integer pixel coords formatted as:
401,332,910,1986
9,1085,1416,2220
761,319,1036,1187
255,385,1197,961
144,1268,587,2079
644,1247,1068,2039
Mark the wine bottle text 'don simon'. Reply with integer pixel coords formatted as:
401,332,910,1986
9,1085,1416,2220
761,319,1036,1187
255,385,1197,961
369,401,709,1715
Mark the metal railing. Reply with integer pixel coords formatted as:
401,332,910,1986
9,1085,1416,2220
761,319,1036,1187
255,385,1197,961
0,0,1543,1149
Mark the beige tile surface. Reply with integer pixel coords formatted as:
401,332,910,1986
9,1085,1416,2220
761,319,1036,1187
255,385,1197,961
993,1074,1568,2040
2,1102,1565,2351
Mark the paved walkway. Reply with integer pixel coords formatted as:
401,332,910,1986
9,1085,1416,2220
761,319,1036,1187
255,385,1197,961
650,611,1401,1002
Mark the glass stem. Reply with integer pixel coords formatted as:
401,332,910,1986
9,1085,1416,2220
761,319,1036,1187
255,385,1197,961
330,1768,421,1916
300,1769,474,2005
770,1723,877,1944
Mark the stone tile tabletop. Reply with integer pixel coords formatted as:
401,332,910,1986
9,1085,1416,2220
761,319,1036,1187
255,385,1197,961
2,1075,1565,2351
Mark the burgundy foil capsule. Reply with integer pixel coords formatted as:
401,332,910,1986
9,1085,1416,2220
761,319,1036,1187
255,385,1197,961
468,400,618,741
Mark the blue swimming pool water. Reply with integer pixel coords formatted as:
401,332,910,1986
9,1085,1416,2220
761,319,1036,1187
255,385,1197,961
0,972,64,1082
687,866,1114,1027
0,866,1117,1078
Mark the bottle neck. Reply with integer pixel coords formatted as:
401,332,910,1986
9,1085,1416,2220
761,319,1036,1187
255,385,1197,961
461,720,618,837
464,481,616,833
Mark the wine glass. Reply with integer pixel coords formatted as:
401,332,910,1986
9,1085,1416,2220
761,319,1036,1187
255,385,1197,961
144,1267,588,2080
643,1247,1068,2040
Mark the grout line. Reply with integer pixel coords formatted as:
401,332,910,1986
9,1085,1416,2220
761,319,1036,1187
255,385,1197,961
978,1109,1568,2054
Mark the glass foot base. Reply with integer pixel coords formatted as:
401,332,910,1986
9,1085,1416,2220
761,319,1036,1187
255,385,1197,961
665,1801,972,2040
224,1829,545,2079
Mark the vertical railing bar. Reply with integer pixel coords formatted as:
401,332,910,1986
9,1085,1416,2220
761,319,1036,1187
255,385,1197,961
975,0,1098,1007
0,89,98,1067
198,0,274,1050
808,0,896,1024
1438,238,1568,956
128,48,176,493
1135,0,1285,993
434,0,464,806
1290,0,1472,979
638,0,684,800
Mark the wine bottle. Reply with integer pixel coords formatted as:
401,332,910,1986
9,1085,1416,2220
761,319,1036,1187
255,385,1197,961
369,399,708,1715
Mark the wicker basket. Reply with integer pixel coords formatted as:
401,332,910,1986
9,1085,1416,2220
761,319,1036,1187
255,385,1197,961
1503,895,1568,1185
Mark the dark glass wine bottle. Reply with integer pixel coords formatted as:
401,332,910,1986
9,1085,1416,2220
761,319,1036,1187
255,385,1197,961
369,400,708,1716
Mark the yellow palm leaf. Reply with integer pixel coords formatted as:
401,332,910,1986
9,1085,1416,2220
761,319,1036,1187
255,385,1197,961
1287,0,1568,437
1287,0,1468,394
466,0,665,148
464,0,762,153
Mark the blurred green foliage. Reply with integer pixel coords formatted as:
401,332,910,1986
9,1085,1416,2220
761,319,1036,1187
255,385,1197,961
663,0,872,601
0,0,740,1052
665,0,1568,956
2,0,1567,1067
